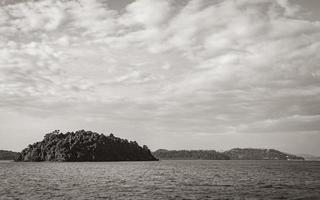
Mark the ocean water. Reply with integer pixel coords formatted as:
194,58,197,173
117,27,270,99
0,160,319,200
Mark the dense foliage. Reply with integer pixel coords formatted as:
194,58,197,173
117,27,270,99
0,150,19,160
152,149,230,160
16,130,157,162
224,148,304,160
153,148,304,160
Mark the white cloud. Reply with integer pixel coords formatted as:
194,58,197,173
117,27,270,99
67,0,118,37
8,1,65,32
120,0,172,27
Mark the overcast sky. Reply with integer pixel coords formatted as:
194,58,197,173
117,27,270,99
0,0,319,155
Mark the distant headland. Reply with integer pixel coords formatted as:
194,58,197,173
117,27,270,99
15,130,158,162
0,150,19,160
152,149,304,160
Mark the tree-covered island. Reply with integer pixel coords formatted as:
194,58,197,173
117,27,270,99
15,130,158,162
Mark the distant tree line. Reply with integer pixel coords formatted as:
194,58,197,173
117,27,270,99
152,149,229,160
224,148,304,160
152,148,304,160
0,150,19,160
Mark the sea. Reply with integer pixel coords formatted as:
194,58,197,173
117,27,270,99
0,160,319,200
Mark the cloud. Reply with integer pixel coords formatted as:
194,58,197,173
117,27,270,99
0,0,320,153
239,115,320,133
8,1,65,32
67,0,118,37
119,0,172,27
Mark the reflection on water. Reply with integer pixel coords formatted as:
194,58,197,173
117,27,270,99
0,160,319,199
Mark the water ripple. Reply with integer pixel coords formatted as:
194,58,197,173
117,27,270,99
0,160,319,200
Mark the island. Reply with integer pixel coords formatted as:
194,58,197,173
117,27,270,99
15,130,158,162
153,148,304,160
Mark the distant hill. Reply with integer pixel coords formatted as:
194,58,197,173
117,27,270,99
153,148,304,160
152,149,230,160
0,150,19,160
16,130,158,162
298,154,320,161
224,148,304,160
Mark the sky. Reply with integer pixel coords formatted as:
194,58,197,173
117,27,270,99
0,0,319,155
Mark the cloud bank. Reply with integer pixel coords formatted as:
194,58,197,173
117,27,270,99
0,0,319,154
